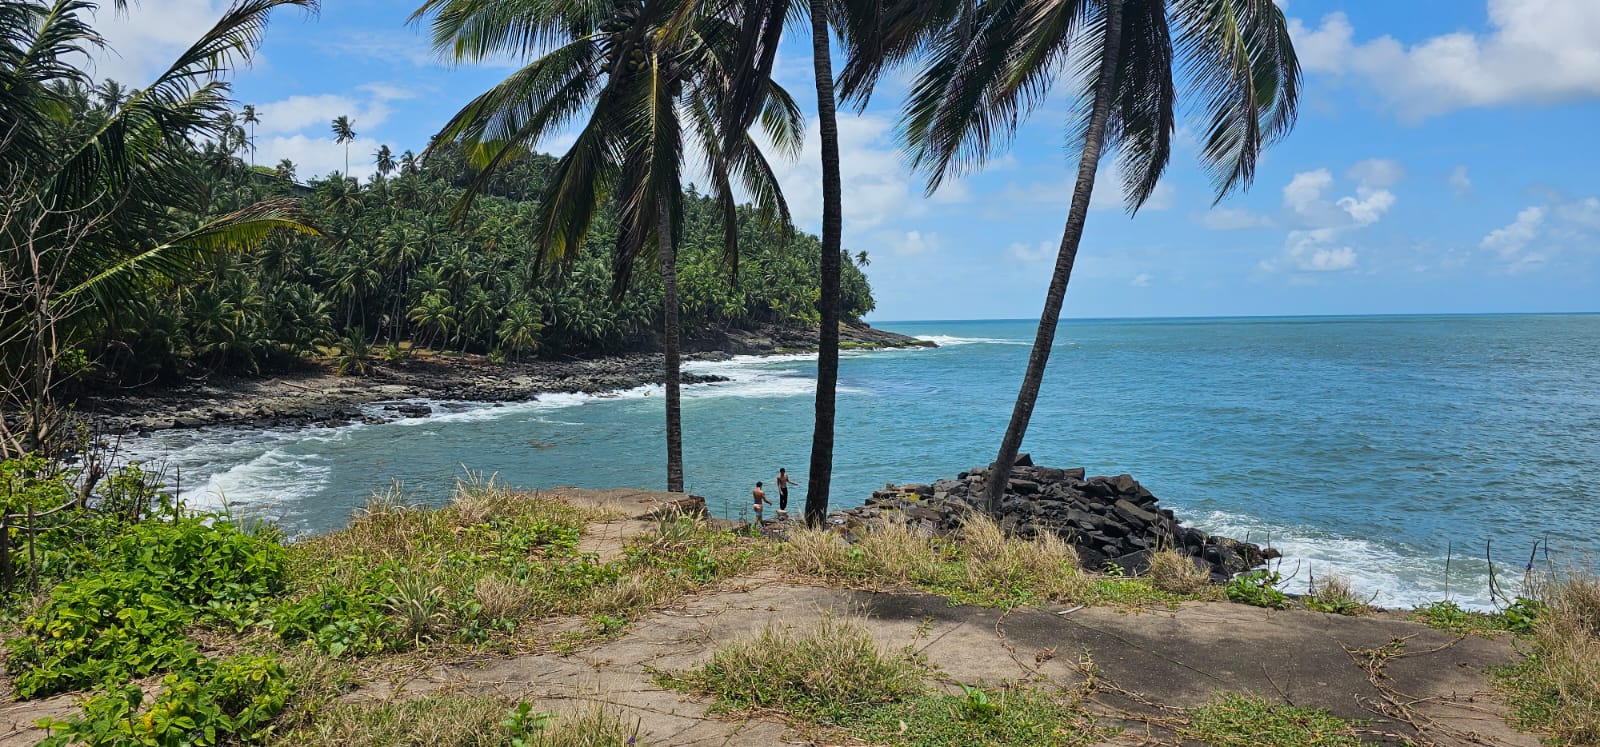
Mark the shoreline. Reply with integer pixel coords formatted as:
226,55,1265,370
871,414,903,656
81,321,933,435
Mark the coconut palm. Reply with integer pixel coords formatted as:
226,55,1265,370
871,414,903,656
241,103,260,167
331,114,356,176
411,0,801,493
375,144,396,177
0,0,320,455
901,0,1300,512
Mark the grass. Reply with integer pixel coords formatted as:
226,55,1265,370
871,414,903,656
1182,693,1371,747
661,617,1106,746
660,616,926,723
782,514,1191,609
1145,549,1218,598
277,695,642,746
1305,573,1374,616
1492,569,1600,746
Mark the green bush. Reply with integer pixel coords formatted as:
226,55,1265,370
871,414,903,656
1225,570,1290,609
7,519,288,698
37,655,291,746
270,586,393,658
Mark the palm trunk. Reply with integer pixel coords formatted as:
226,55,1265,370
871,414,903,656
983,0,1125,514
658,195,685,493
803,0,843,527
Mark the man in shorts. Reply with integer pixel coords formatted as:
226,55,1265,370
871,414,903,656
775,468,802,520
752,481,769,522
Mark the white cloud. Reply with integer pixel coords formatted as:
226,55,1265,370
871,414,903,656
1448,166,1472,197
259,134,383,182
86,1,229,84
1283,169,1333,216
1481,207,1545,259
1199,207,1274,230
1337,188,1395,226
256,95,390,137
768,114,913,231
1559,197,1600,229
1130,273,1153,287
1090,162,1175,212
1289,2,1600,119
1007,241,1055,264
888,230,940,256
1259,228,1358,273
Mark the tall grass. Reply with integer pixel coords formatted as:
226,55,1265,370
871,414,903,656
1498,568,1600,745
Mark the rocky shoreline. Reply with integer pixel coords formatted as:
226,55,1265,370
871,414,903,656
829,457,1278,580
81,322,932,436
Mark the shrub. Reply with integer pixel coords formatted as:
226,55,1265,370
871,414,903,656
1495,570,1600,745
37,654,290,747
1225,570,1290,609
270,586,392,657
1305,573,1371,616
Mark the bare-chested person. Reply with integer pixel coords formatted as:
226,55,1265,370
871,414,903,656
775,468,803,519
752,481,769,522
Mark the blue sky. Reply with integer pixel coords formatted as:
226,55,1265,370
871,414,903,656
95,0,1600,321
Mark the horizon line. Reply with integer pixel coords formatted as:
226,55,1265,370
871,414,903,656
868,310,1600,324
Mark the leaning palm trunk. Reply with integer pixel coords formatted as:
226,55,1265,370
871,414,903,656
982,0,1126,513
803,0,844,526
658,195,685,493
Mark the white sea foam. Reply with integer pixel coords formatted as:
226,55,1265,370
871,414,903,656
1185,508,1498,611
914,335,1028,346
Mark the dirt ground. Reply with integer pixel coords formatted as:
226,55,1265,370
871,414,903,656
0,489,1541,747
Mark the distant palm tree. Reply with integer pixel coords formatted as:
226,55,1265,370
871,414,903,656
375,144,395,177
331,114,356,176
399,149,418,176
855,250,870,267
275,158,297,181
903,0,1302,512
241,103,260,167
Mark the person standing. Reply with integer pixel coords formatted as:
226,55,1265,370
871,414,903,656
752,481,769,523
775,468,803,520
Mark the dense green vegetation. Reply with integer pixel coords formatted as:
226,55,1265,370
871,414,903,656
63,125,872,385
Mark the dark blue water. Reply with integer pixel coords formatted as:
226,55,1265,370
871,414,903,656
128,314,1600,608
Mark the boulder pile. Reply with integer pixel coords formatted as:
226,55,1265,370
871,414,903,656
828,456,1276,580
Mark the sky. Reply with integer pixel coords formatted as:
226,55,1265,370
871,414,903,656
91,0,1600,321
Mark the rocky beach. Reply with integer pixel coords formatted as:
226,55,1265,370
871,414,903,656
81,322,931,436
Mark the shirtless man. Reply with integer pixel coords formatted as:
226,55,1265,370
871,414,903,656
752,481,769,522
775,468,802,519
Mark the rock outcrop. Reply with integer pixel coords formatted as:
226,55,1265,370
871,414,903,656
829,457,1277,580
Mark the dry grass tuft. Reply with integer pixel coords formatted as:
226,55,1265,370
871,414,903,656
782,527,852,576
1146,549,1213,597
957,513,1088,599
1498,568,1600,745
474,572,533,621
852,515,944,583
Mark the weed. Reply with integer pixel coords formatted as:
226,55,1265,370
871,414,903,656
1226,570,1290,609
385,568,448,644
849,685,1106,747
1182,693,1369,747
280,696,642,747
1305,573,1372,616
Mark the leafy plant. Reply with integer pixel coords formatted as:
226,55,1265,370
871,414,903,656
1226,571,1290,610
37,655,291,747
1183,693,1367,747
958,684,1003,721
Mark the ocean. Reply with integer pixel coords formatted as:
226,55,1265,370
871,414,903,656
123,314,1600,610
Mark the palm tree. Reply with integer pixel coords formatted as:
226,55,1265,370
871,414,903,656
902,0,1300,512
241,103,260,167
715,0,963,525
375,144,396,177
0,0,320,456
331,114,356,177
412,0,799,493
275,158,297,181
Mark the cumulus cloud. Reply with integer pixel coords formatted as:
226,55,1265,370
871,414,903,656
1259,229,1358,273
1283,169,1333,217
1288,1,1600,119
1337,188,1396,226
1481,207,1545,259
85,0,315,84
1346,159,1405,188
259,134,383,182
768,114,914,231
1130,273,1153,287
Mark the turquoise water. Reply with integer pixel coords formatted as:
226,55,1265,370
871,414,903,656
127,314,1600,609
